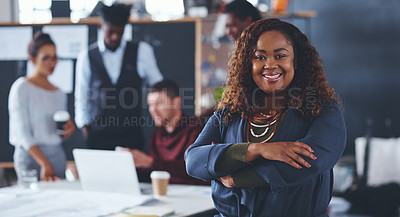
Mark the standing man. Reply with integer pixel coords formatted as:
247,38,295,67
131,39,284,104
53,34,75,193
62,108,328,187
75,3,163,150
123,80,208,185
224,0,262,42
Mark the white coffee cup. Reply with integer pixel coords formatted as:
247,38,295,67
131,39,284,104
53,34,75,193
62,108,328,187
53,110,70,134
150,171,171,196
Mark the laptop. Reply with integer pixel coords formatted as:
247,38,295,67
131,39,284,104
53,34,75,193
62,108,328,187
72,148,141,195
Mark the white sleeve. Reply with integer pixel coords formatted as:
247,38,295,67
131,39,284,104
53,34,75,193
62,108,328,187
137,41,163,86
74,50,91,128
8,82,35,150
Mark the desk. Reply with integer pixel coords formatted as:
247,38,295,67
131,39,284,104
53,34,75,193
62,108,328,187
1,181,383,217
0,181,215,217
0,162,15,187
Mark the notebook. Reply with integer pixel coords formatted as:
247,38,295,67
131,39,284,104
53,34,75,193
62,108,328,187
114,206,175,217
73,148,141,195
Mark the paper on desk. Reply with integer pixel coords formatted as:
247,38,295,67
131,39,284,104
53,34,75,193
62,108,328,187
329,197,351,214
121,206,174,217
0,187,40,199
0,189,153,217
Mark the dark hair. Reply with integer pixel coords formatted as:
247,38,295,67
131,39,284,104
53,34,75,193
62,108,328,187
149,80,180,99
224,0,261,22
28,31,55,57
217,18,341,121
99,3,130,26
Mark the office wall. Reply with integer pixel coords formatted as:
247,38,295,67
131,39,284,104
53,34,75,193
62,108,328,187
289,0,400,155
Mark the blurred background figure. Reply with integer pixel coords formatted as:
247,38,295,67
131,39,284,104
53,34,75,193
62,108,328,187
224,0,261,42
122,80,209,185
9,32,75,181
74,3,163,151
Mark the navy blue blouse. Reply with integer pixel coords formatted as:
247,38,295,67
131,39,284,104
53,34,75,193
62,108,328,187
185,103,346,217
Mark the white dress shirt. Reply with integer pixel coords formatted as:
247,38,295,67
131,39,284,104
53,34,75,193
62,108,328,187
8,77,66,150
74,38,163,128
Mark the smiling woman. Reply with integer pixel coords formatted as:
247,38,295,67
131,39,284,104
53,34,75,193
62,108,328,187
185,18,346,217
252,30,295,94
218,18,340,120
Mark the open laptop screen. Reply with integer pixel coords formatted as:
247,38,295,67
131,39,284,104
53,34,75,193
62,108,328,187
72,149,141,195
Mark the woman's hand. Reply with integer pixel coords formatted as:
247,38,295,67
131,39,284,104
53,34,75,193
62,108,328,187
40,162,61,181
62,119,75,139
28,145,61,181
245,142,317,169
219,174,236,188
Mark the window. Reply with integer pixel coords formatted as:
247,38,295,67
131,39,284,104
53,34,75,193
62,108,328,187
18,0,107,23
19,0,52,23
145,0,184,21
70,0,100,23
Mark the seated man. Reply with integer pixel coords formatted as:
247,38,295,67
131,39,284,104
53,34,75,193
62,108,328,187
125,80,209,185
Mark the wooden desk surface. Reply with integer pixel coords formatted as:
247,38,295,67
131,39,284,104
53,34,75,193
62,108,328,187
0,162,13,169
0,161,75,169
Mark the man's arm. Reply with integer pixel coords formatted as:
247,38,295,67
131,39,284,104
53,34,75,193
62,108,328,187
137,42,163,86
74,50,91,132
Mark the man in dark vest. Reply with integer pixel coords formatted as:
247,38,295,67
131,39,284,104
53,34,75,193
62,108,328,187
75,3,163,150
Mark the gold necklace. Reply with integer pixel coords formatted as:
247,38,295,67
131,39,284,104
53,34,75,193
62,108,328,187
249,116,277,138
250,119,277,128
259,112,271,118
247,114,281,143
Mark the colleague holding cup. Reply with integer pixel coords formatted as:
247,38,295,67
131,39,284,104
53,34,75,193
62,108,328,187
53,110,71,135
8,32,75,181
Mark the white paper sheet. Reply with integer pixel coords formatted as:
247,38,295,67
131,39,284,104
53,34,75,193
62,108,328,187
0,27,32,60
42,25,88,59
328,197,351,215
27,60,74,93
0,189,153,217
355,137,400,186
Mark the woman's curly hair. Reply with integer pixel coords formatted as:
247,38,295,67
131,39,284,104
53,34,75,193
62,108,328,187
217,18,341,122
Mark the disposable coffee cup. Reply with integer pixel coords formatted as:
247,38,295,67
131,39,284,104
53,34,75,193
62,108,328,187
53,110,70,134
150,171,170,196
